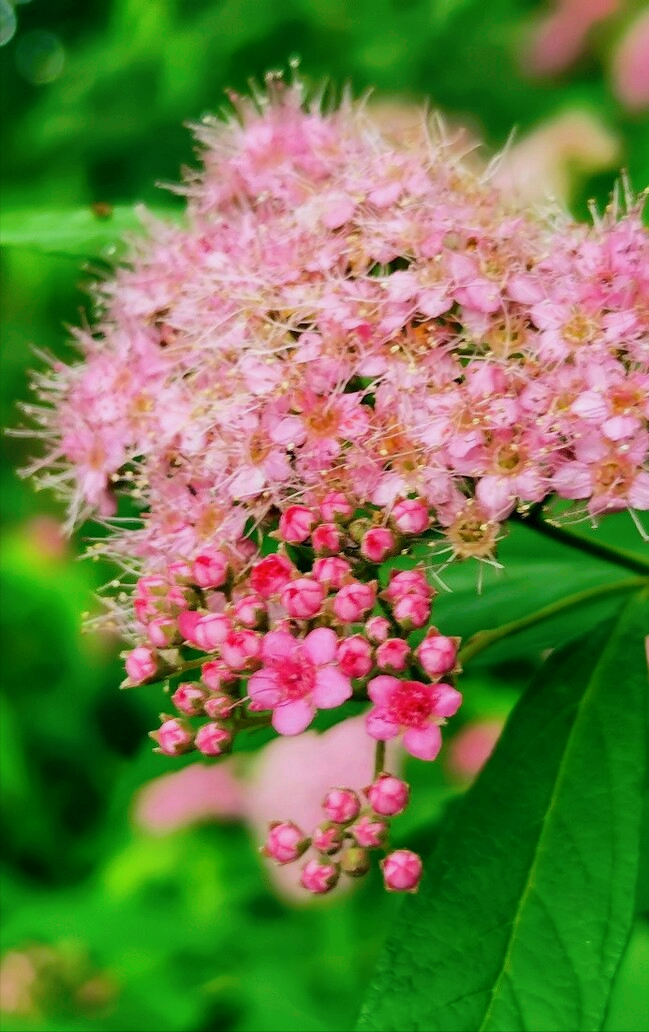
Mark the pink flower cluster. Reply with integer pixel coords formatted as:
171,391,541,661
28,75,647,569
262,775,423,894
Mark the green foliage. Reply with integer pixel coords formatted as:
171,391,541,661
0,206,181,259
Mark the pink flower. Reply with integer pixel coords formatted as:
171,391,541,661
247,628,352,734
192,550,229,589
383,568,432,603
201,660,234,691
300,859,340,894
361,527,397,562
320,492,353,522
391,498,430,535
220,629,261,670
350,814,389,849
365,773,410,816
376,637,410,672
322,787,361,824
366,676,462,760
151,718,194,756
232,594,266,628
391,593,431,630
311,522,343,555
146,616,179,648
365,616,391,643
332,580,377,622
337,635,374,678
195,722,232,756
249,553,295,599
171,682,207,716
312,823,344,854
204,690,236,719
280,577,324,619
263,821,310,864
278,505,316,543
381,849,423,892
124,646,159,685
416,630,459,679
312,556,352,589
191,613,232,651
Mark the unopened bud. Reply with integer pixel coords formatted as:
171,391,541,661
341,846,371,878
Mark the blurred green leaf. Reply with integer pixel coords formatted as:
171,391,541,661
0,207,180,259
357,590,649,1032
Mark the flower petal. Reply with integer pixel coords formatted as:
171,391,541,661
403,724,442,761
261,630,296,663
247,670,281,708
367,675,400,706
431,684,462,718
365,708,399,741
303,626,338,665
272,699,315,736
313,667,352,709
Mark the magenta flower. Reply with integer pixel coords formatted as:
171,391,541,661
248,628,352,735
366,675,462,760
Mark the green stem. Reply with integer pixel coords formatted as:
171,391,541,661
512,509,649,576
374,740,386,778
458,576,647,666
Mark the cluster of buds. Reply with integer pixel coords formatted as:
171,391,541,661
262,774,423,895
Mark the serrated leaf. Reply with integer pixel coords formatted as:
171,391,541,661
357,589,649,1032
0,206,181,258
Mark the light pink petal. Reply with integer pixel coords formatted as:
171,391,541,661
313,667,353,709
272,699,315,736
553,462,592,499
365,708,400,741
403,724,443,761
629,471,649,511
571,390,608,422
303,627,338,665
247,670,281,708
229,466,266,499
431,684,463,718
602,415,640,441
261,630,296,663
367,675,400,706
475,475,516,521
270,416,307,447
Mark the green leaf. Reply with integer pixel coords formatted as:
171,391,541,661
357,590,649,1032
0,205,181,258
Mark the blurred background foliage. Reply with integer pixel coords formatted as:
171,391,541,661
1,1,648,1029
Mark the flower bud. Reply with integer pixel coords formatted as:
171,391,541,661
134,596,156,625
249,553,295,599
300,859,340,894
332,581,376,623
340,846,371,878
383,568,433,603
361,527,397,563
193,613,232,651
220,629,261,670
167,560,193,583
203,690,236,719
381,849,423,892
312,821,344,855
312,556,352,589
337,635,374,678
281,577,324,619
171,682,207,716
146,616,180,648
135,575,167,599
320,492,353,522
201,660,235,691
350,814,389,849
376,638,410,672
124,646,159,685
166,582,199,613
391,498,430,535
365,616,391,644
278,505,316,543
416,630,460,679
192,550,229,589
262,821,310,864
311,522,344,555
150,717,194,756
392,593,431,630
195,721,232,756
366,773,410,816
322,787,361,824
232,593,266,628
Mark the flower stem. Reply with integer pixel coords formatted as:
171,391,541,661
458,576,647,666
374,740,386,778
512,508,649,576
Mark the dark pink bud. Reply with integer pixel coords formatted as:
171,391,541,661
124,646,159,685
150,717,194,756
201,660,235,691
192,550,229,589
312,556,352,590
232,593,266,628
337,635,374,678
391,498,430,535
312,522,344,555
134,597,156,625
263,821,310,864
365,616,391,644
195,721,232,756
203,690,236,719
312,822,344,855
278,505,316,543
381,849,423,892
416,631,460,679
332,580,376,623
146,616,180,648
340,846,371,878
366,773,410,816
171,682,207,716
376,637,410,672
281,577,324,619
249,553,295,599
193,613,232,651
320,492,353,522
350,814,389,849
322,787,361,824
392,593,431,630
300,859,340,894
177,609,201,644
361,527,397,563
383,568,433,603
220,629,261,670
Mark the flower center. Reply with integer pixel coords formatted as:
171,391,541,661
390,682,434,728
278,657,316,700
